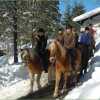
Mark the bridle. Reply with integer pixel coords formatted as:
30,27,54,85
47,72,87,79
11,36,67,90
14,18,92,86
49,42,57,65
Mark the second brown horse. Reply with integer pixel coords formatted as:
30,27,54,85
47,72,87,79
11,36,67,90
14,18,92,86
48,40,81,97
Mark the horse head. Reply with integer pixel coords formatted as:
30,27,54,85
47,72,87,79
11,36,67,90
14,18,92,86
48,40,57,64
20,48,31,63
48,39,66,65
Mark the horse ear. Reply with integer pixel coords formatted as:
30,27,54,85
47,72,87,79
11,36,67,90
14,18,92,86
54,40,58,46
53,40,56,44
25,48,29,53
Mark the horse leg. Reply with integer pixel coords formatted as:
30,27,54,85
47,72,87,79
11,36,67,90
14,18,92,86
36,73,42,90
48,65,55,85
80,57,85,77
75,64,81,84
53,70,61,98
73,64,80,85
61,72,68,94
74,49,81,84
29,73,34,93
48,65,52,85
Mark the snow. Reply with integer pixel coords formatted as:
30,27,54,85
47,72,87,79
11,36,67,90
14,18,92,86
0,72,48,100
3,12,8,17
5,27,11,32
64,63,100,99
23,11,32,16
0,56,8,66
0,80,30,100
0,53,48,100
73,7,100,22
0,53,28,89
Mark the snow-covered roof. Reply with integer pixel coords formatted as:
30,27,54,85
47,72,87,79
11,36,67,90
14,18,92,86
73,7,100,22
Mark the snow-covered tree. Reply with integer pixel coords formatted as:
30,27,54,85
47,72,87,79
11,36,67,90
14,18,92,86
0,0,61,63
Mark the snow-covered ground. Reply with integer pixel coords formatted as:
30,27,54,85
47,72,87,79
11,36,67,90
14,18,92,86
0,27,100,100
0,53,48,100
0,73,48,100
0,54,28,88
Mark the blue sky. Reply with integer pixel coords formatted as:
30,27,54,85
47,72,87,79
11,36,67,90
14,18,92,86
59,0,100,14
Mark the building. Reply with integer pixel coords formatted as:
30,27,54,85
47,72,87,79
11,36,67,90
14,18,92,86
73,7,100,28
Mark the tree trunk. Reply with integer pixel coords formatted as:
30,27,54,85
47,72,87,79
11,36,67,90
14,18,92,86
13,0,18,63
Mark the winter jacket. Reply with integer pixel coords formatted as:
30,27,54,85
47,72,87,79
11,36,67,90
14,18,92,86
63,31,75,49
32,33,47,55
78,32,92,46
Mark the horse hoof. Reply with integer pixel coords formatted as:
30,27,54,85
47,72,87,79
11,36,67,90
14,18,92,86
61,90,64,94
29,89,33,94
37,84,42,90
77,81,82,86
61,89,67,94
53,93,59,98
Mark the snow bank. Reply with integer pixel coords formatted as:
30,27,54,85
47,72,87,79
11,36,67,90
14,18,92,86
0,80,30,100
0,72,48,100
3,12,8,17
0,52,48,100
0,53,29,89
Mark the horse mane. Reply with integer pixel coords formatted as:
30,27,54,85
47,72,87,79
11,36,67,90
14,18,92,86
22,48,33,60
54,40,66,59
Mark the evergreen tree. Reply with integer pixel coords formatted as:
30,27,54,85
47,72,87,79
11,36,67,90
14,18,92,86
12,1,18,63
62,4,72,26
72,1,85,18
31,0,61,35
0,0,61,63
0,1,18,63
62,1,85,29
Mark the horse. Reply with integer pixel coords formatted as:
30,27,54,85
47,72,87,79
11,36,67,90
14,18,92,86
48,40,81,97
79,44,91,76
20,48,51,93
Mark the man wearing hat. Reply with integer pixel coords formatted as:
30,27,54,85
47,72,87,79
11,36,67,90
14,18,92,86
32,28,48,72
63,25,76,71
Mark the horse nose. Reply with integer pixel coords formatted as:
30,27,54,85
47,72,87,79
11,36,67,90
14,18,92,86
49,57,55,63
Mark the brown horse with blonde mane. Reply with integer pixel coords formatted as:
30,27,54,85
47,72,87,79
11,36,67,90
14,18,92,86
48,40,81,97
20,48,51,93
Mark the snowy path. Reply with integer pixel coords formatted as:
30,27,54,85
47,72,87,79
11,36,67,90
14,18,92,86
0,80,30,100
0,72,48,100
